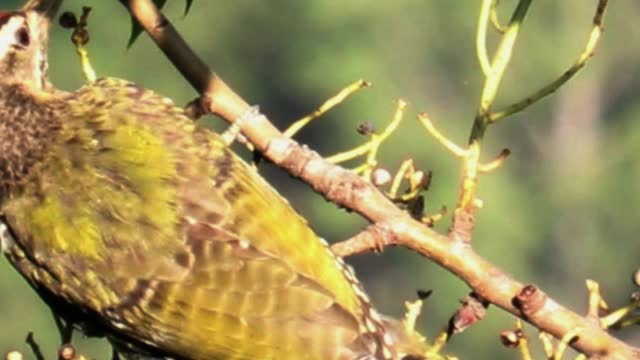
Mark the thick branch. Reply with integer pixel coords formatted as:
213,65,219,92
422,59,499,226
121,1,638,358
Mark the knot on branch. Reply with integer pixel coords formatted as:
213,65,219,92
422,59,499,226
513,284,547,319
331,224,397,258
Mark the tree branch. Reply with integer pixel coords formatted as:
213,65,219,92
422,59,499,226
120,0,637,358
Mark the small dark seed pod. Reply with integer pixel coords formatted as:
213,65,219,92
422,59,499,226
416,289,433,300
59,12,78,29
499,329,524,348
73,29,90,46
357,121,376,136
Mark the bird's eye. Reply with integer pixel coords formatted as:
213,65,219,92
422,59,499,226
15,27,30,48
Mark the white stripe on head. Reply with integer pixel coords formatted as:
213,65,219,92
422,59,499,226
24,10,47,87
0,15,26,60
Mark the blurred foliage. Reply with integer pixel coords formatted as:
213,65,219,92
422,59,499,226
1,1,640,359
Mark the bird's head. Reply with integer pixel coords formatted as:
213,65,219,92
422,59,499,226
0,0,61,89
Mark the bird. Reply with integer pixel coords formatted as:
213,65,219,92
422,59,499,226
0,1,431,359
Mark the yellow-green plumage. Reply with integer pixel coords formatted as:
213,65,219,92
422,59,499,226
3,78,385,359
0,5,432,360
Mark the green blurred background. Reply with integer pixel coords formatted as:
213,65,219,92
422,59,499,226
2,1,640,358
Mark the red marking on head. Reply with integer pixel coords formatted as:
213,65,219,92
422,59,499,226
0,11,16,28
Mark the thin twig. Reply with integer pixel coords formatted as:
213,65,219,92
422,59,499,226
601,299,640,328
388,159,414,199
25,333,45,360
417,113,466,157
327,100,407,179
516,321,533,360
489,0,610,122
475,0,532,132
476,0,494,76
490,0,507,33
478,148,510,173
452,0,532,235
284,79,371,138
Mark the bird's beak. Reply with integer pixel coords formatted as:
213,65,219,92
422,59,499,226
21,0,63,33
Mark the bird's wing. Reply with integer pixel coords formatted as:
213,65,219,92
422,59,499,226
3,78,378,359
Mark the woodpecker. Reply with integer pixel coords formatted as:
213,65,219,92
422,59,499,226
0,2,431,359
